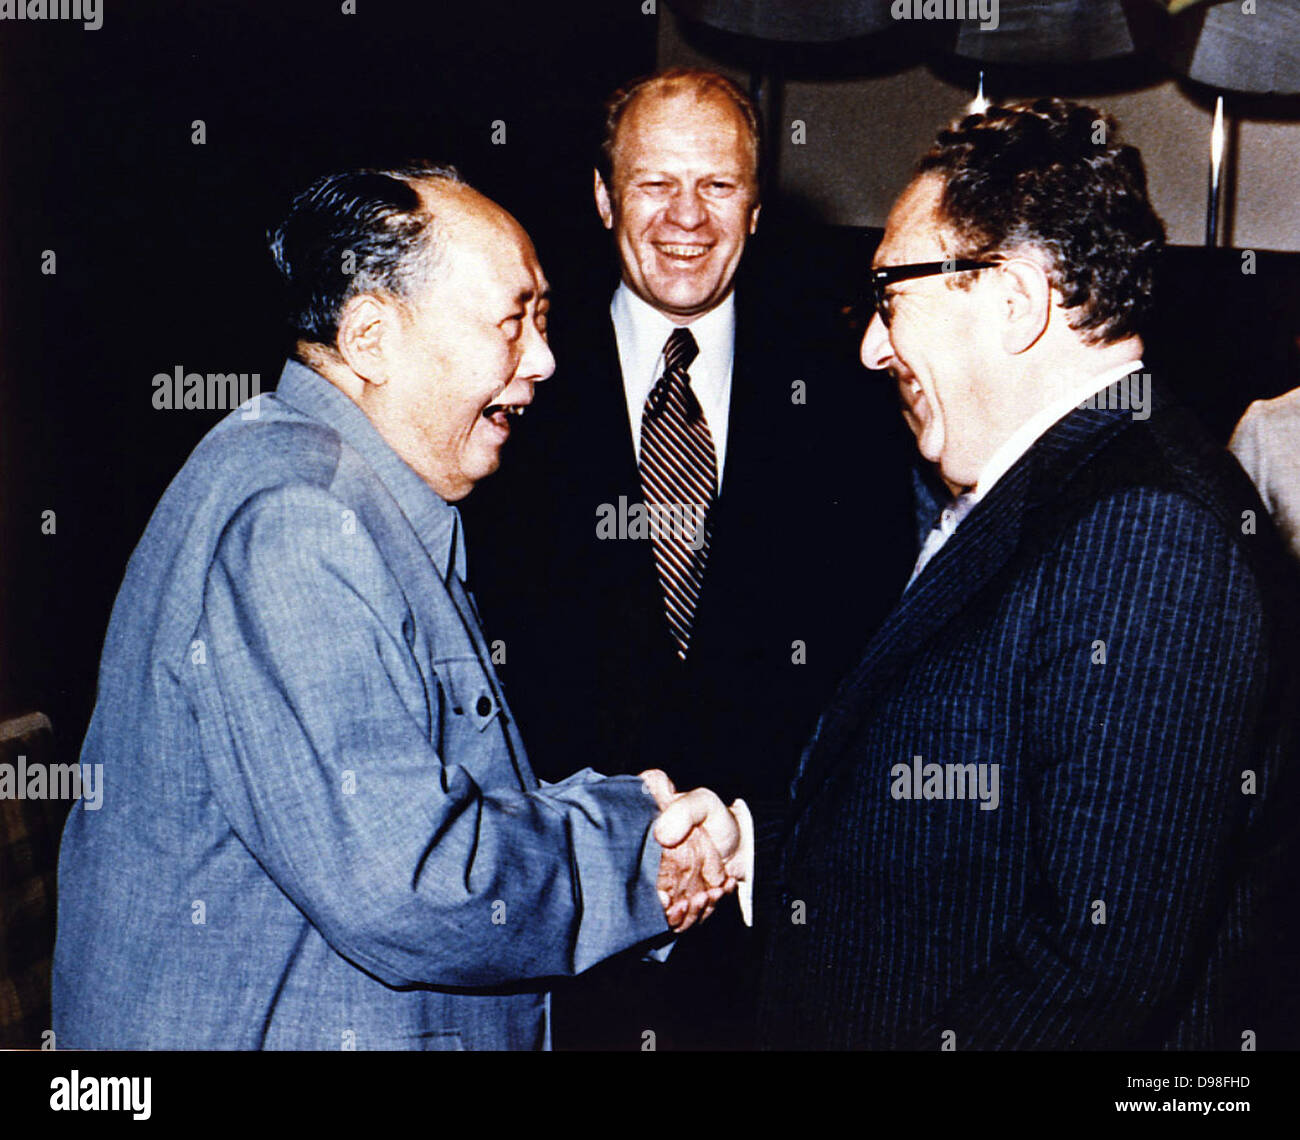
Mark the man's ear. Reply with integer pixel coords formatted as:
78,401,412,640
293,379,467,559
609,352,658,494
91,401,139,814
594,169,614,231
335,293,395,385
748,199,761,236
996,258,1051,355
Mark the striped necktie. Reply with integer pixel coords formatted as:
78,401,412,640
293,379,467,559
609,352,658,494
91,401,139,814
638,327,717,660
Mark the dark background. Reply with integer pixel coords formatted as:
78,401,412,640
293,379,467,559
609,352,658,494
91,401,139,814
3,0,1299,770
0,0,659,755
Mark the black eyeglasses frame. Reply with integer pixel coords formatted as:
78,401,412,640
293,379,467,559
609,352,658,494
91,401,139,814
869,258,1001,326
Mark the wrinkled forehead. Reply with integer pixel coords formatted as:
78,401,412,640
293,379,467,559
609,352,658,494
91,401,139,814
420,182,547,295
875,175,950,267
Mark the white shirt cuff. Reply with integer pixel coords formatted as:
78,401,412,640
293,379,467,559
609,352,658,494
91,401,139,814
731,797,755,928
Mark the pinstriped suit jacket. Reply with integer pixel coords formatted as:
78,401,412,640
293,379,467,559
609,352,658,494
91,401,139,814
760,383,1300,1050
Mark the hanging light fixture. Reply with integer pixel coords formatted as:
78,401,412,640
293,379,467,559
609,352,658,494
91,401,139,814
1205,93,1225,248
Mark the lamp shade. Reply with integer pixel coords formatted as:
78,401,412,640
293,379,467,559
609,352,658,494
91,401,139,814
1162,2,1300,95
951,0,1139,63
671,0,1300,94
669,0,896,43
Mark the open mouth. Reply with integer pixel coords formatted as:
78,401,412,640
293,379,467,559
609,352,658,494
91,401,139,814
655,242,711,262
482,403,528,430
894,372,922,405
893,373,929,430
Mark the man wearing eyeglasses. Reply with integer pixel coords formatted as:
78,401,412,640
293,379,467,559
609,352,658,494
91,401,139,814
759,98,1300,1050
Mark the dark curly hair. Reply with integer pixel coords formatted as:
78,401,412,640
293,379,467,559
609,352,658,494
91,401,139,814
915,98,1165,346
268,160,463,349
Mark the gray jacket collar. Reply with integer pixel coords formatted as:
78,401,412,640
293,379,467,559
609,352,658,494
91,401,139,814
273,358,466,583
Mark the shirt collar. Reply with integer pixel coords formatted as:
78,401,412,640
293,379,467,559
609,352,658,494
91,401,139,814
273,359,466,582
973,358,1145,504
610,281,735,406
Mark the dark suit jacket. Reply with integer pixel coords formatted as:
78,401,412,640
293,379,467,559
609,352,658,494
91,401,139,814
463,258,917,1048
759,380,1300,1050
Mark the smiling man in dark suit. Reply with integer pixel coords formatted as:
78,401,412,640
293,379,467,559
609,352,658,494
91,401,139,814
463,69,915,1049
760,98,1300,1050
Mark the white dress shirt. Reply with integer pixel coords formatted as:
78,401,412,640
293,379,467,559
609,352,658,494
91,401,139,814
610,282,735,487
907,491,977,588
611,283,751,921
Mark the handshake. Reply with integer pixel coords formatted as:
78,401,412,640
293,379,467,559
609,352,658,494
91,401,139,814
640,769,751,933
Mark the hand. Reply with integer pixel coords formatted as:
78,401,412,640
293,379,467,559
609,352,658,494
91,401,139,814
641,770,741,932
657,828,730,932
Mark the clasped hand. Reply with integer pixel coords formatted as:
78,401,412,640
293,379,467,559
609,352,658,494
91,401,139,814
641,769,745,933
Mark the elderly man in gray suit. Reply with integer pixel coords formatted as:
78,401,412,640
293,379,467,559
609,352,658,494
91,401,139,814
53,162,749,1050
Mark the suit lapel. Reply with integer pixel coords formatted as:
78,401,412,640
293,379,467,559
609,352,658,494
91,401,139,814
792,401,1136,806
691,297,765,647
577,306,686,668
584,310,645,505
590,291,775,668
